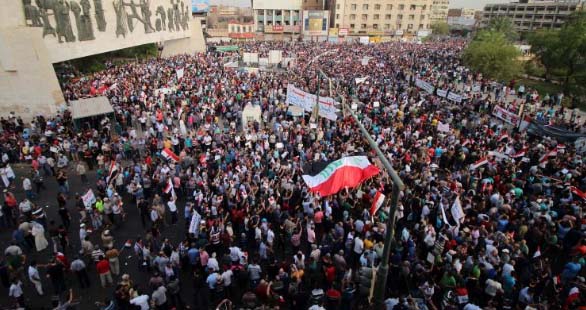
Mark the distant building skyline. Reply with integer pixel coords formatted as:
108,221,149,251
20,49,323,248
208,0,512,10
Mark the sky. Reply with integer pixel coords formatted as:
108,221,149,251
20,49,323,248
208,0,512,10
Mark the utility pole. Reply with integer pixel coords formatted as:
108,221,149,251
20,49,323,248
344,101,404,309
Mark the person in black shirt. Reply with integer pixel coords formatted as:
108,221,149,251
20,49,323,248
46,259,67,294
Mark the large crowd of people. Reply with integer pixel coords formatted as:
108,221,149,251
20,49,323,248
0,39,585,310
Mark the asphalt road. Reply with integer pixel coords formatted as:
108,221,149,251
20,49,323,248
0,162,199,310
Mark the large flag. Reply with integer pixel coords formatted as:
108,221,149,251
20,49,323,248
164,178,176,199
570,186,586,200
370,191,385,218
470,157,489,170
302,156,380,197
162,148,180,162
106,160,118,184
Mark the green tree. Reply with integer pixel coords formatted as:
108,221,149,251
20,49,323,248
487,16,519,42
431,22,450,36
527,30,562,79
463,30,521,81
528,12,586,97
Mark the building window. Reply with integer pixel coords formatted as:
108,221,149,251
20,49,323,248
384,24,390,29
362,14,368,20
419,24,424,29
363,4,368,10
336,14,340,19
397,14,403,19
361,23,367,28
386,4,392,10
420,14,425,20
399,4,404,10
337,4,340,10
410,5,416,10
374,14,379,20
373,24,378,29
408,23,413,29
409,14,415,20
374,4,381,10
350,14,356,20
351,4,356,10
350,23,355,28
385,14,391,20
336,23,339,28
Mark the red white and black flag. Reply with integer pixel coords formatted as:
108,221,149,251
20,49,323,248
370,191,385,218
302,156,380,197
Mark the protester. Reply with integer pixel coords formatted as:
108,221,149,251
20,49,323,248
1,39,586,310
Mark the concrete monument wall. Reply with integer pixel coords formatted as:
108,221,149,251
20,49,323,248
0,0,204,121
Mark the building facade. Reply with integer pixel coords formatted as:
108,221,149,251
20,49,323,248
480,0,585,32
332,0,434,36
431,0,450,23
252,0,303,35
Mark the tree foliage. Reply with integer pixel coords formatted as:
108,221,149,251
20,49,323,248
528,12,586,97
463,31,521,81
487,17,519,42
431,22,450,36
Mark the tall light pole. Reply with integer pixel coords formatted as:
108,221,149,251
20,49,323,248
320,71,405,309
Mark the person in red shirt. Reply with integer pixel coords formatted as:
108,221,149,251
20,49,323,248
96,256,113,288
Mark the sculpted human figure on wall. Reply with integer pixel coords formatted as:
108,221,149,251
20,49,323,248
113,0,128,37
23,0,44,27
55,0,76,42
93,0,106,31
167,1,174,32
35,0,57,37
155,5,166,31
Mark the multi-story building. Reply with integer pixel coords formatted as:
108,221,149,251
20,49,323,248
431,0,450,23
332,0,434,36
480,0,585,32
302,0,328,11
252,0,303,36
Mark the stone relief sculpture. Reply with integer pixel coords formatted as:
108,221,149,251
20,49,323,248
181,2,189,30
22,0,188,43
167,3,174,32
55,0,76,42
70,0,95,41
155,5,166,31
140,0,155,33
35,0,57,37
23,0,44,27
93,0,106,31
173,0,180,31
113,0,128,37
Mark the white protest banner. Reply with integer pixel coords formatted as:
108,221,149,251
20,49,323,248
415,79,435,94
492,105,520,127
355,77,369,84
176,68,184,79
447,92,463,103
82,189,96,208
361,56,371,65
437,123,450,133
472,85,481,92
188,210,202,235
286,85,340,121
437,89,448,98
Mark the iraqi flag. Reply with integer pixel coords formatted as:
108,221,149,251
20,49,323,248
539,149,557,167
106,161,118,184
164,178,176,198
370,191,385,218
162,148,180,162
302,156,380,197
470,157,489,170
510,148,527,158
570,186,586,201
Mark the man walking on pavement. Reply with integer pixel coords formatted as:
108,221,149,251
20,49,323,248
97,255,113,288
28,260,43,296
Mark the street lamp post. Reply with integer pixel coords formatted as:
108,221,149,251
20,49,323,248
318,68,405,308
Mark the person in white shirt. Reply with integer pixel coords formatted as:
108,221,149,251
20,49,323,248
167,196,178,225
9,279,24,307
28,260,43,295
130,294,150,310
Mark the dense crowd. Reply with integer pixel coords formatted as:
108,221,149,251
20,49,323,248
0,39,586,310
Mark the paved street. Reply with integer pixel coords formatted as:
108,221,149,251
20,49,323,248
0,162,197,310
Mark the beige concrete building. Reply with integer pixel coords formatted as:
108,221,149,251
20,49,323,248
431,0,450,23
332,0,434,35
481,0,585,32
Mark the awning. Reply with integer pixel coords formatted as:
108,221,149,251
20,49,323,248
69,96,114,120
